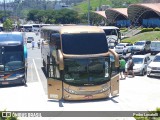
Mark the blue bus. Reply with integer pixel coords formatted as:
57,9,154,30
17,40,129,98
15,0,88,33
0,32,27,86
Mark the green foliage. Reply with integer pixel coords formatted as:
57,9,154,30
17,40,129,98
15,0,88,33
141,28,154,32
73,0,111,13
154,27,160,31
3,19,13,31
27,9,81,24
122,31,160,44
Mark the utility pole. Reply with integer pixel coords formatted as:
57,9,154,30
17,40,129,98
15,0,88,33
3,0,6,21
87,0,90,25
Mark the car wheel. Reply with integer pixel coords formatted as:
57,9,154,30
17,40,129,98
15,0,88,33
141,69,145,76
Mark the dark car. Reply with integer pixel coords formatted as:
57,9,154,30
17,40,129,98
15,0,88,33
27,37,34,43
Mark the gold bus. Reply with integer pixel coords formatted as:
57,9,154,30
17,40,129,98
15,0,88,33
41,25,119,100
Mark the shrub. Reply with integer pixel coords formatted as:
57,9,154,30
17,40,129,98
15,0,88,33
141,28,154,33
154,27,160,31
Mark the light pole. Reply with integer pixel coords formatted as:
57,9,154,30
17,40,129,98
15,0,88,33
3,0,6,21
87,0,90,25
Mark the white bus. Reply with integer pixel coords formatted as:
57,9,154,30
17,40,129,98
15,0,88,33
32,24,41,32
99,26,121,48
21,24,33,32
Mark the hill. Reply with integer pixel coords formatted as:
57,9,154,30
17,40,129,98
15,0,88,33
73,0,143,13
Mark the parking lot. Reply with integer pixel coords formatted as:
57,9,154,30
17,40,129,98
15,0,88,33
0,32,160,120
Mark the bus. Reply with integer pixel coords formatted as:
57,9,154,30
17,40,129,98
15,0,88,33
41,26,119,100
21,24,33,32
32,24,41,32
0,32,27,86
99,26,121,48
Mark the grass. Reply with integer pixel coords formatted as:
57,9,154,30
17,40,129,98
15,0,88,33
73,0,111,13
121,31,160,44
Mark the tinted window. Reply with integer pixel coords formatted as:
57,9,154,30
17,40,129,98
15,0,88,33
151,42,160,47
0,48,2,64
117,44,125,46
133,58,143,64
134,42,145,45
153,56,160,62
62,33,108,54
0,34,23,42
103,29,117,35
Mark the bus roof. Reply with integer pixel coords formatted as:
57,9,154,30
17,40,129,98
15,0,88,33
99,26,119,29
41,25,105,34
0,32,24,45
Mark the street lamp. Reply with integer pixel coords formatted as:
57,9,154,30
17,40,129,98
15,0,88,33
87,0,90,25
3,0,6,21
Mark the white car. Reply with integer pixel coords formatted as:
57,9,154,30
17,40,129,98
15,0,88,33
133,40,151,54
150,41,160,55
115,43,133,54
147,53,160,77
132,54,151,76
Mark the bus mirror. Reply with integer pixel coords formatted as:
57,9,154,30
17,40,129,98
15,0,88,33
109,49,119,67
57,50,64,70
0,65,4,71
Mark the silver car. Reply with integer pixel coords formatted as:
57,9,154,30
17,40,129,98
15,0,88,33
132,54,152,76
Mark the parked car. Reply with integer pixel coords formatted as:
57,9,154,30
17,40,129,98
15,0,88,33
147,52,160,77
115,43,133,54
133,40,151,54
27,37,34,43
150,41,160,55
132,54,151,76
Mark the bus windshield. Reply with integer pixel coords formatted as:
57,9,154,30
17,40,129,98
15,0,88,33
3,46,24,71
62,33,108,54
64,57,110,86
103,29,117,36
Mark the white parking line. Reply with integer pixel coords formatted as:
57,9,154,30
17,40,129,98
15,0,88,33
32,59,47,100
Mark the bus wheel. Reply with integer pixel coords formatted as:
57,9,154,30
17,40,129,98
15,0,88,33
23,71,27,85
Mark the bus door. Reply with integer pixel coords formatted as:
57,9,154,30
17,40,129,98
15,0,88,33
47,33,63,100
110,55,119,96
47,56,63,100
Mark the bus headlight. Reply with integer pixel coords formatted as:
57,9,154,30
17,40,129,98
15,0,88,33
64,88,77,94
100,86,110,93
16,74,24,78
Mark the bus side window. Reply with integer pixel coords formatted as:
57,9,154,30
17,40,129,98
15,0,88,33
51,33,61,50
48,56,60,79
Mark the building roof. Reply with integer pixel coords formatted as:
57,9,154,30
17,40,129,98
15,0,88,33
92,11,107,19
105,8,128,24
128,3,160,23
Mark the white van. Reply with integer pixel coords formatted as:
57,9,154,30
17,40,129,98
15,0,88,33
150,41,160,55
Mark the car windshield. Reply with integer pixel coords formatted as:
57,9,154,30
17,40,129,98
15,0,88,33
134,42,145,45
0,48,2,64
62,33,108,54
151,42,160,47
64,57,110,86
117,44,125,46
2,46,24,71
153,56,160,62
133,57,144,64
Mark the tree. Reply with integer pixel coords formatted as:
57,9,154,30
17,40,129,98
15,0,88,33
3,19,13,31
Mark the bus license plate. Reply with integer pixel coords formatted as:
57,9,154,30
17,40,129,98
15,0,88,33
2,82,9,85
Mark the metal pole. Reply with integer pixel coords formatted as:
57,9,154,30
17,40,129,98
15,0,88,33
4,0,6,20
88,0,90,25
